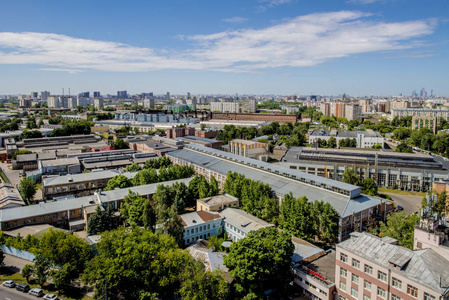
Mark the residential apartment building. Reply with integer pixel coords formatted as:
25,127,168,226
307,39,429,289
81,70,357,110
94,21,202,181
336,232,449,300
281,105,300,114
320,103,331,116
412,116,437,133
392,108,449,120
330,103,362,120
210,101,240,113
241,98,257,113
94,98,104,109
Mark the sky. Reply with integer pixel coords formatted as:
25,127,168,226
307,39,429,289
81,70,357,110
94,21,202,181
0,0,448,96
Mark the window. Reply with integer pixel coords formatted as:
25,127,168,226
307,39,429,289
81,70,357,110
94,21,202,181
364,264,373,275
351,288,358,298
407,285,418,298
392,295,401,300
339,296,346,300
377,287,386,298
424,293,435,300
363,295,371,300
352,259,360,269
378,271,387,282
352,274,359,284
392,277,402,289
340,268,347,278
340,253,348,263
339,281,346,291
363,280,371,290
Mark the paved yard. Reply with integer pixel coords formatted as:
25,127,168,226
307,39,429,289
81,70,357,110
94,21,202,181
383,192,423,214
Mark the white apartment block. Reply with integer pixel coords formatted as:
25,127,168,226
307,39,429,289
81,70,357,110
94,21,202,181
210,101,240,113
281,105,300,114
241,98,257,113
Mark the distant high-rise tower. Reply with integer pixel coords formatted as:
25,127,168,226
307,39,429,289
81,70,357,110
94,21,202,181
431,89,433,97
166,92,170,100
420,88,426,97
41,91,50,101
117,91,127,98
187,92,191,99
93,91,100,98
79,92,90,98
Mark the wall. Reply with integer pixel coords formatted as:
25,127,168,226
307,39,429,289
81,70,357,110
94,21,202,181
211,112,297,123
0,245,35,262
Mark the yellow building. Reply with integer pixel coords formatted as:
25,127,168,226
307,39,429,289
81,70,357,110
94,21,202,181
196,194,239,211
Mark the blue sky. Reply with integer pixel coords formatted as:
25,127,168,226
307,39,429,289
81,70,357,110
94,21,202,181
0,0,448,96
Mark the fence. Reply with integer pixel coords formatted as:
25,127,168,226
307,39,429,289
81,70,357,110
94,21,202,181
0,245,35,262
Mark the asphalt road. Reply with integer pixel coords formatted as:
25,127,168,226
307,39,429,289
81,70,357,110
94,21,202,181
383,192,422,214
0,285,37,300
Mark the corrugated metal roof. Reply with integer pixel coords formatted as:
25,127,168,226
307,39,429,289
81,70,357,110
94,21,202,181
338,232,449,294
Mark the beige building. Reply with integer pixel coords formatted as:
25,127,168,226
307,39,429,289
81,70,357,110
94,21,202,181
336,232,449,300
412,116,437,133
228,139,269,158
241,98,257,113
196,194,239,211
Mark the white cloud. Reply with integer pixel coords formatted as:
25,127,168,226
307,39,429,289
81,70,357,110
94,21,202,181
222,17,248,23
0,11,436,73
346,0,389,4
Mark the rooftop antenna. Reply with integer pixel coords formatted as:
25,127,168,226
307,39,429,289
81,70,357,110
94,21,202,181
69,88,70,97
62,88,64,97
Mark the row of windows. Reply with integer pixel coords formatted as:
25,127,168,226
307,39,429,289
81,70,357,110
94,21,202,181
185,223,216,235
185,233,211,244
340,274,435,300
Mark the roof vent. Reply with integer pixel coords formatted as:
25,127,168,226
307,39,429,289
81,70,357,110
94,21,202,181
192,220,197,223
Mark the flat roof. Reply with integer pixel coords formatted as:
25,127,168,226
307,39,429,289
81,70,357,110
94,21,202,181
16,153,37,162
197,194,239,208
303,251,336,283
219,208,274,234
40,157,79,167
43,170,138,187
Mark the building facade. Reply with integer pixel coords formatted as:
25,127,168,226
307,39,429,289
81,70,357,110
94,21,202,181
336,232,449,300
211,102,240,113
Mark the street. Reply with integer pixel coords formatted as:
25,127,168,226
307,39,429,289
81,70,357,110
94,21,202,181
383,193,422,215
0,285,37,300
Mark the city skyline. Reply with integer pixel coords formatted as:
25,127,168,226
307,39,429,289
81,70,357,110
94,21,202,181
0,0,448,96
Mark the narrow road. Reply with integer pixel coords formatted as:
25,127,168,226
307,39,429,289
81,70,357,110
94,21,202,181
0,285,36,300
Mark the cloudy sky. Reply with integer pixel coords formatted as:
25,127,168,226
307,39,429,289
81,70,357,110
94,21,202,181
0,0,448,96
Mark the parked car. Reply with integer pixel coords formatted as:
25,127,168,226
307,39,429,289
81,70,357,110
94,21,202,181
397,205,404,211
29,288,45,297
15,283,30,293
2,280,16,288
44,294,59,300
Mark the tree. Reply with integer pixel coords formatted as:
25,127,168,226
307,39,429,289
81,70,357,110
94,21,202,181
143,200,156,232
361,178,378,196
377,212,420,249
125,163,142,172
26,116,37,129
200,123,207,131
177,261,228,300
0,248,4,266
33,255,51,287
120,191,148,227
82,227,201,299
19,177,37,205
12,149,33,160
328,136,337,148
342,168,359,185
224,227,294,299
104,175,133,190
114,138,129,149
395,142,413,153
19,129,42,140
144,156,172,169
435,191,447,215
157,205,185,247
87,206,106,235
22,264,33,283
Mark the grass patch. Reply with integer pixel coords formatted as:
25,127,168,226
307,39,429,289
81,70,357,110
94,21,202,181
378,188,425,197
0,269,91,300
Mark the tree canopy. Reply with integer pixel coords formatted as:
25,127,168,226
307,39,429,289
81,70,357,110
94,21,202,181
375,212,420,249
224,227,294,300
342,168,359,185
19,177,37,205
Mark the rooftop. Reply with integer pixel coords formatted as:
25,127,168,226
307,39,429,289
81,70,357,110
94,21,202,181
40,157,80,168
197,194,239,208
43,170,138,187
0,184,25,209
180,210,223,227
168,145,387,217
338,232,449,294
219,207,274,234
300,251,336,285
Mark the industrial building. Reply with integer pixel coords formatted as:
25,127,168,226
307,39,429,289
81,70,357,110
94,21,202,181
280,147,448,192
167,144,393,241
308,129,384,149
